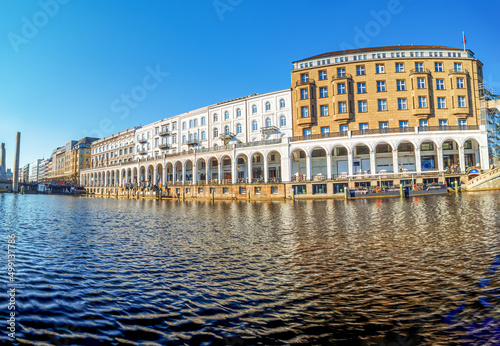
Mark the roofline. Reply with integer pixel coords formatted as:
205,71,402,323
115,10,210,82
293,45,474,63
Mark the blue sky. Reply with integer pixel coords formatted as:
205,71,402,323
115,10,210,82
1,0,499,169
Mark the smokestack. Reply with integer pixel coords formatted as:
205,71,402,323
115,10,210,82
0,143,5,169
12,132,20,192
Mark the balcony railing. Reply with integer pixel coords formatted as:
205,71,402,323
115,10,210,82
138,138,148,143
159,129,170,136
261,126,278,134
448,69,469,75
419,125,479,132
195,144,232,154
235,138,282,148
410,68,431,75
332,73,353,81
290,131,348,142
187,139,199,146
137,149,148,155
159,143,170,149
296,78,315,86
219,132,234,141
351,127,415,136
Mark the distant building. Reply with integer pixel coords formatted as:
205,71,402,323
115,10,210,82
28,159,43,182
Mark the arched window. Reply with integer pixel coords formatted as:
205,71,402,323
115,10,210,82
224,125,230,134
201,131,206,140
213,113,218,122
194,132,198,140
213,128,218,138
236,123,242,134
265,118,271,127
224,111,229,120
265,101,271,111
182,135,186,144
252,120,258,132
236,108,241,117
280,115,286,127
252,105,257,114
189,133,193,141
279,99,285,109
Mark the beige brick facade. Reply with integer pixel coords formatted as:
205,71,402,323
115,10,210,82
291,45,483,136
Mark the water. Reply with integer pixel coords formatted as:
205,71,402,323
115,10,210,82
0,192,499,345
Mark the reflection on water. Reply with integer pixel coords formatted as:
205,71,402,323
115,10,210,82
0,192,499,345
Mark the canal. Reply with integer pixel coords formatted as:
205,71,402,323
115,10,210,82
0,192,499,345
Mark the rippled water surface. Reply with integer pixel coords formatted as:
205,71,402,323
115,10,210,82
1,192,499,345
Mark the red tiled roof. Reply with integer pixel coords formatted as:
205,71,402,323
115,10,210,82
293,45,463,63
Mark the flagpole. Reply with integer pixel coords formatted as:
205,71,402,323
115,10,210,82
463,31,466,52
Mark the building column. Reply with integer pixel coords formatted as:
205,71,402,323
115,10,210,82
263,156,269,183
206,161,209,184
437,147,444,172
218,161,222,184
182,162,186,184
326,153,332,180
348,150,354,176
415,148,422,173
193,161,198,185
459,146,466,173
369,150,376,174
153,166,158,186
247,158,252,183
480,145,489,170
392,149,399,173
231,159,237,184
305,154,311,180
282,155,291,182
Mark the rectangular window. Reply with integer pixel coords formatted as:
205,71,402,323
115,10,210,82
340,125,348,132
415,62,424,72
376,64,385,74
357,83,366,94
337,83,346,94
303,128,311,137
320,105,329,116
337,68,346,77
437,97,446,109
418,96,427,108
321,126,330,134
377,81,386,92
395,63,404,72
419,120,428,127
356,65,365,75
459,119,467,127
301,106,309,118
458,96,466,107
417,78,426,89
359,123,368,131
435,62,443,72
338,102,347,113
396,80,406,91
301,74,309,83
319,70,327,80
439,119,448,128
378,99,387,111
358,101,367,113
300,88,308,99
379,122,388,129
398,98,407,110
399,120,409,128
457,78,464,89
436,79,445,90
454,63,462,72
319,87,328,98
201,117,206,125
